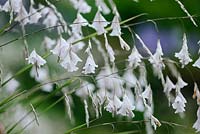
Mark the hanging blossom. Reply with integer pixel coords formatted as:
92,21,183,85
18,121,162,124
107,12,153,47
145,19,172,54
15,3,30,25
128,46,143,68
149,39,165,78
95,0,111,15
4,73,19,93
123,68,137,89
29,0,42,24
90,9,109,35
51,37,82,72
142,85,161,130
117,94,135,117
105,94,122,115
82,40,98,74
30,66,53,92
70,13,88,35
110,15,130,50
104,33,115,62
1,0,22,13
43,36,56,50
175,33,192,68
163,76,176,105
172,90,187,113
172,76,187,113
69,0,91,14
75,81,95,99
26,49,46,68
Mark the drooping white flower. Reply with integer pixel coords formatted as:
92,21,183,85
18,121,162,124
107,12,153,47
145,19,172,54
30,66,53,92
60,49,82,72
149,39,165,72
164,76,175,95
76,0,91,14
105,95,122,114
43,36,56,50
95,0,110,15
141,85,153,107
163,76,176,105
15,5,30,25
193,56,200,69
123,68,137,89
193,107,200,132
128,46,143,68
176,76,188,89
29,1,42,24
118,36,130,51
104,33,115,62
75,81,95,99
110,15,121,36
91,10,109,35
172,91,187,113
26,49,46,68
71,13,88,35
117,94,135,117
4,73,19,93
175,33,192,68
42,8,58,28
30,66,48,82
51,37,68,59
1,0,22,13
138,65,148,87
82,40,98,74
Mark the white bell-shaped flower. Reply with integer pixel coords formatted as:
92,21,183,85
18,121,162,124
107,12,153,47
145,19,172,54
60,49,82,72
76,0,91,14
1,0,22,13
123,68,137,89
29,6,42,24
176,76,188,89
43,36,56,50
163,76,175,99
193,56,200,69
75,81,95,99
4,73,19,93
175,33,192,68
172,91,187,113
117,94,135,117
82,40,98,74
71,13,88,35
95,0,110,15
149,39,165,69
193,107,200,132
105,95,122,114
128,46,143,68
141,85,153,107
42,9,58,28
51,37,69,59
26,49,46,68
91,10,109,35
110,15,121,36
15,5,30,25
